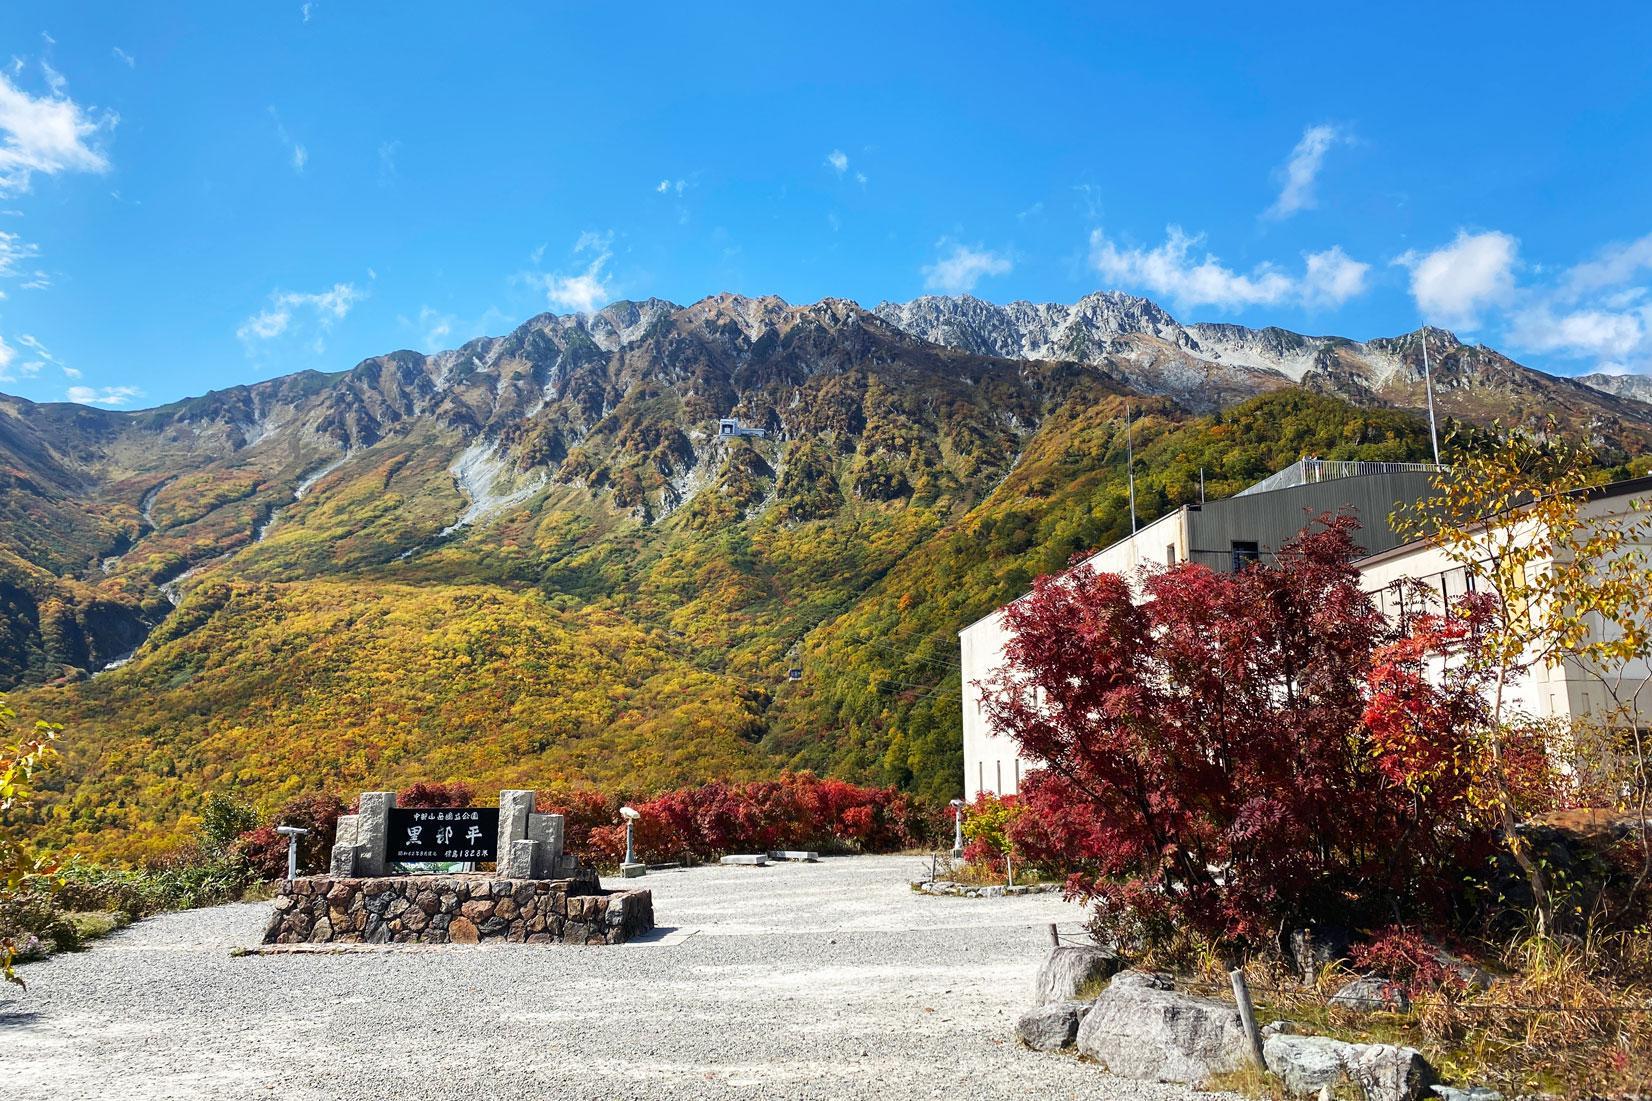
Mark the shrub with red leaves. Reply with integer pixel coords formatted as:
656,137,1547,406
985,514,1492,951
232,792,346,879
1349,926,1467,998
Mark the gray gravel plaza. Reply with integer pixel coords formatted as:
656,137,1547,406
1,854,1228,1100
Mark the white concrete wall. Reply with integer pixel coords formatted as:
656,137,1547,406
959,509,1189,800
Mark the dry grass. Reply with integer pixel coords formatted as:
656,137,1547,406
1217,933,1652,1096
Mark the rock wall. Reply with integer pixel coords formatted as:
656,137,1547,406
262,871,654,945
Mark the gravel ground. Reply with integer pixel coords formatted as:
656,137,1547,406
1,855,1226,1100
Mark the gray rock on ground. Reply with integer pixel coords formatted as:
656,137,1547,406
1329,974,1412,1013
1033,944,1122,1004
1431,1087,1503,1101
1263,1033,1435,1101
1075,969,1250,1082
1015,1000,1090,1051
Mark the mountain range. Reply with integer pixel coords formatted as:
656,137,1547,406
4,290,1648,860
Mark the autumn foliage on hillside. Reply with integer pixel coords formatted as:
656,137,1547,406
989,516,1501,950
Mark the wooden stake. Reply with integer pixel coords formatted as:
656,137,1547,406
1048,923,1061,949
1228,968,1266,1068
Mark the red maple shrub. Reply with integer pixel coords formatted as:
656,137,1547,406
1348,925,1467,997
571,772,923,866
984,515,1494,952
232,792,346,878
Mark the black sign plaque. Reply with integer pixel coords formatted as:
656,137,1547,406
387,807,500,863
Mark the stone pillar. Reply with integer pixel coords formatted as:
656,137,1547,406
527,813,565,878
355,792,396,877
329,813,361,876
502,838,538,878
497,789,534,871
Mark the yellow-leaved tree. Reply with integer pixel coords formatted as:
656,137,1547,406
1396,427,1652,935
1,694,61,987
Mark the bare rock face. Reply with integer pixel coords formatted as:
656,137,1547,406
1074,970,1250,1082
1014,1001,1090,1051
1033,944,1122,1005
1263,1034,1435,1101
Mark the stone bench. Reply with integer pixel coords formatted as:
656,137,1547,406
767,850,819,862
720,854,768,866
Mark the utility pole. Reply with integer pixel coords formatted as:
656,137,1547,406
1420,325,1441,466
1126,404,1137,534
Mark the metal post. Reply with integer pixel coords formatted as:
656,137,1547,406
276,825,309,881
1126,404,1137,534
1229,968,1266,1068
1420,325,1441,466
949,798,964,857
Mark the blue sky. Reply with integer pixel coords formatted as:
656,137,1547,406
1,3,1650,408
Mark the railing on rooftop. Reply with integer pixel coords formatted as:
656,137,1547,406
1233,457,1443,498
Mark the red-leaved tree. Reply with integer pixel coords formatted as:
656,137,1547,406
989,515,1492,952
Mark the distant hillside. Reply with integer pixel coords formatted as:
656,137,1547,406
2,291,1644,861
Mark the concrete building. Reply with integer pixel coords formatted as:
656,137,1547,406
1356,473,1652,728
960,460,1652,801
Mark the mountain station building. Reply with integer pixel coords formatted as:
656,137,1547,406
958,459,1652,802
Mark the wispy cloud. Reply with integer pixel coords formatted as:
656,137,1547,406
1091,226,1369,312
66,384,142,407
1265,124,1346,220
301,2,317,22
0,68,117,194
922,240,1012,294
655,177,686,195
528,231,614,314
268,107,307,174
825,149,848,174
0,227,39,277
378,140,399,186
237,282,366,348
112,47,136,69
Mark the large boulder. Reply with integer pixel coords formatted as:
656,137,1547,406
1264,1033,1435,1101
1075,970,1250,1082
1033,944,1122,1004
1014,1001,1089,1051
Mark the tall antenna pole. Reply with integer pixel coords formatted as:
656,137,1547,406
1199,466,1205,505
1126,404,1137,534
1420,324,1441,466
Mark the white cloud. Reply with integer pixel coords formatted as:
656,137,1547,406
1266,124,1345,219
1558,233,1652,301
301,2,316,22
112,47,136,69
40,62,66,97
1300,246,1371,308
0,332,13,373
61,364,79,378
378,140,399,186
0,227,39,277
269,108,307,174
922,241,1012,293
0,69,116,193
1090,226,1369,313
1092,226,1294,310
531,232,614,314
417,305,452,349
825,149,848,174
66,384,142,407
237,282,365,346
1397,229,1519,328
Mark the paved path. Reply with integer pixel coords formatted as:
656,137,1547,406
2,855,1222,1100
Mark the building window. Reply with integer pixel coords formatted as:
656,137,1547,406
977,762,983,795
1230,540,1261,572
1013,759,1021,793
1165,543,1176,566
996,760,1003,796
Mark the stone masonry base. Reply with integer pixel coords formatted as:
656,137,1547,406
262,870,654,945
